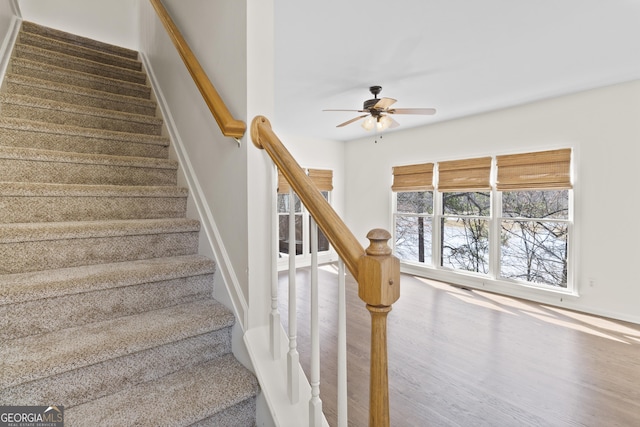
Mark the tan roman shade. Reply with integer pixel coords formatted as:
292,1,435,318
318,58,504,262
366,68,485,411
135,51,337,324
277,169,291,194
392,163,434,192
496,148,572,191
437,156,492,192
307,169,333,192
279,168,333,193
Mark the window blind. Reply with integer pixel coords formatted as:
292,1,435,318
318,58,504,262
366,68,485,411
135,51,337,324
391,163,434,191
278,168,333,193
277,169,291,194
307,169,333,192
437,156,492,192
496,148,572,191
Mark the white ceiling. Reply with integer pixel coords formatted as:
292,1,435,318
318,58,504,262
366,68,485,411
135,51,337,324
274,0,640,142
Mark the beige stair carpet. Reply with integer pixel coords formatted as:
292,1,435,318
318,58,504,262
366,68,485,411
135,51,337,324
0,21,259,426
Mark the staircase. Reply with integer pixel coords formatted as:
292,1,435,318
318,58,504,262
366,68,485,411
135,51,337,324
0,21,259,426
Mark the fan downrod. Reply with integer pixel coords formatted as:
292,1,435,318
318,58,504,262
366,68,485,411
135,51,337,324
364,85,384,111
369,85,382,98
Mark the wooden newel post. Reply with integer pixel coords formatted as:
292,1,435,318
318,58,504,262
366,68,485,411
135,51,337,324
357,228,401,427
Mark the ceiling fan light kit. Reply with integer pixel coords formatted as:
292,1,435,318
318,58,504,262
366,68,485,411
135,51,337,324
362,114,393,131
323,85,436,132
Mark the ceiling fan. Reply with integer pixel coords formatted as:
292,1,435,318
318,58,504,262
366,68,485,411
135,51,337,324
323,85,436,131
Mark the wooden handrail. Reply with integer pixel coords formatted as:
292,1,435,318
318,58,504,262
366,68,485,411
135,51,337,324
251,116,364,277
251,116,401,427
149,0,246,140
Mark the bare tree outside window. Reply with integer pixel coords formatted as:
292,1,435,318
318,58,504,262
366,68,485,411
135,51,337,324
441,192,491,273
500,190,569,287
394,191,433,264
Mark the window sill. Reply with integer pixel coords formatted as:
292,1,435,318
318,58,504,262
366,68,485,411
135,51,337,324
400,261,580,306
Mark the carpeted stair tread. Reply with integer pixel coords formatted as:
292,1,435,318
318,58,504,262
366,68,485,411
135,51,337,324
5,74,157,116
0,145,177,186
1,331,232,409
0,219,200,273
0,254,215,305
0,182,189,223
0,217,200,244
21,21,139,60
0,93,163,135
0,145,175,172
18,31,141,71
11,57,151,99
0,299,236,389
65,354,260,427
0,181,187,198
0,117,169,158
13,42,147,85
1,258,216,340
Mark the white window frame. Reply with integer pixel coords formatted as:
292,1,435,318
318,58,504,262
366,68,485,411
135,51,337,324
392,190,435,266
277,190,335,271
392,154,576,296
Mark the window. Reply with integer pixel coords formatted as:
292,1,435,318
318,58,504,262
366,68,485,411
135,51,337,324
395,191,434,264
392,149,573,291
392,163,434,265
496,149,572,288
441,191,491,273
277,169,332,262
278,191,303,255
499,190,569,286
437,157,492,274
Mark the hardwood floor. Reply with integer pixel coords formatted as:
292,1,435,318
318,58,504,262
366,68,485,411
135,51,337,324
278,265,640,427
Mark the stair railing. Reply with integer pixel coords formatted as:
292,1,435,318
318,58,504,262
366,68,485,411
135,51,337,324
149,0,246,142
251,116,401,427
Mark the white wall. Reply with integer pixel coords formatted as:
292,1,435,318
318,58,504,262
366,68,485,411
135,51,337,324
138,0,250,300
0,1,17,35
344,80,640,323
18,0,138,50
138,0,277,331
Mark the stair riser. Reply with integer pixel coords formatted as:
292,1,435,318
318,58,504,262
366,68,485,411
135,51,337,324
65,354,258,426
0,194,187,223
21,22,139,61
13,44,147,85
0,102,162,135
19,32,141,71
0,330,231,408
192,398,257,427
5,80,157,116
0,158,177,186
1,274,213,340
0,126,169,158
0,231,199,274
12,61,151,99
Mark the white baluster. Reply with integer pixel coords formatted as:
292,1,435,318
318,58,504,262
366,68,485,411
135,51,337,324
337,259,348,427
287,189,299,403
309,218,322,426
270,166,280,360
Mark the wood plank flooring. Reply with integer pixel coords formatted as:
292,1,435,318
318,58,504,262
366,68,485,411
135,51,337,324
278,265,640,427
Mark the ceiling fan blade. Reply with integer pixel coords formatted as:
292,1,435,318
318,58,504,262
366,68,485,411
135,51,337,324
323,109,368,113
388,108,436,115
336,114,369,127
374,97,397,110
